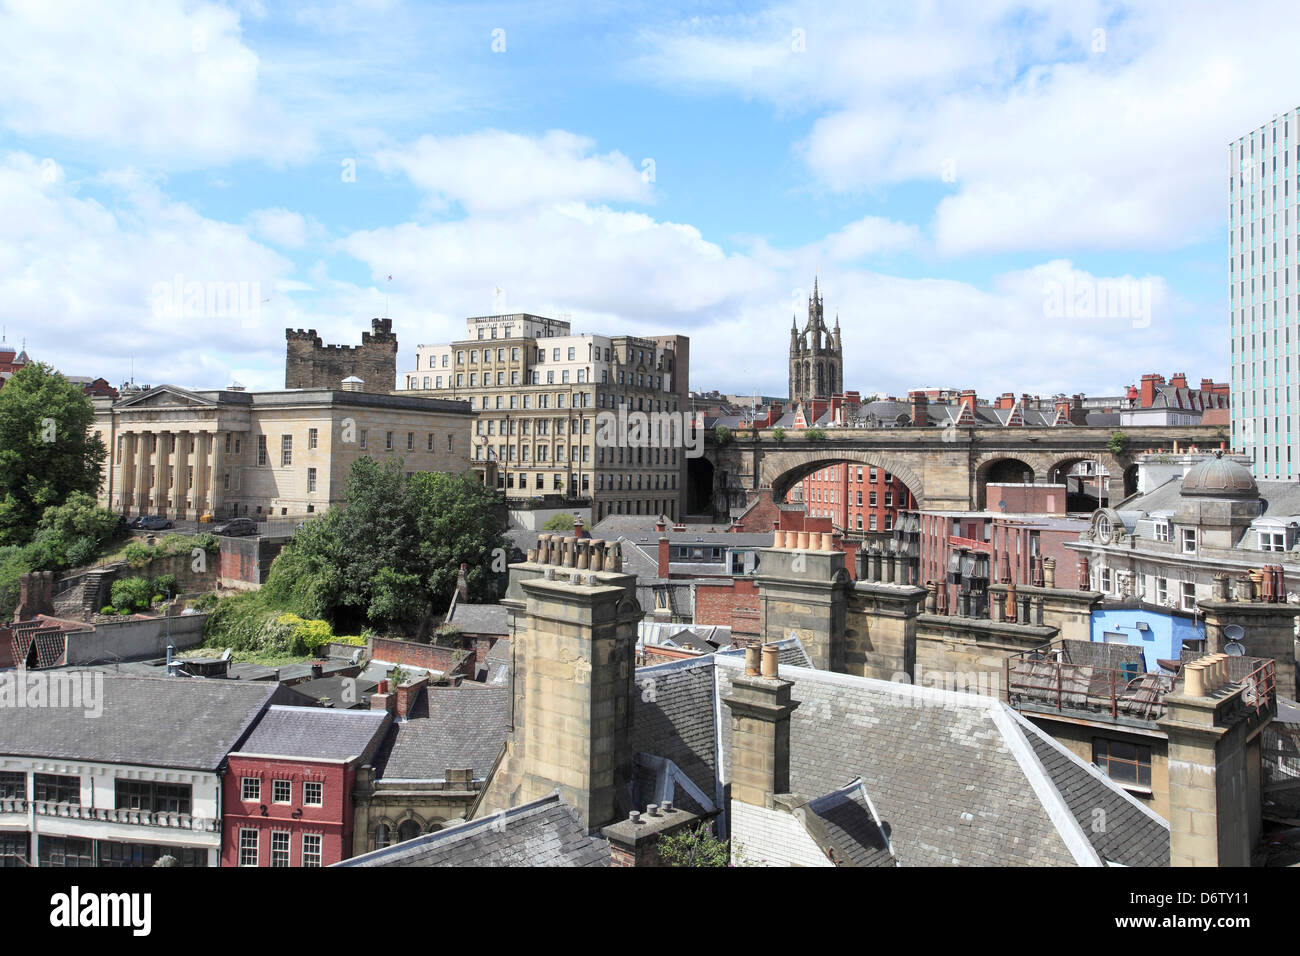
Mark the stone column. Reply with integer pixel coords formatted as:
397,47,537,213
153,430,171,515
120,431,136,513
193,431,211,517
209,430,226,517
174,430,190,517
135,429,151,514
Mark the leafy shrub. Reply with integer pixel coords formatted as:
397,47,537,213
331,633,367,647
193,532,218,553
541,512,575,531
150,573,177,597
276,613,335,654
658,823,730,867
804,428,828,441
772,427,786,442
1108,430,1129,455
64,536,98,567
123,542,155,569
713,424,731,445
188,592,219,612
110,576,152,613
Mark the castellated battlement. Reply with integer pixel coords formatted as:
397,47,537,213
284,317,398,392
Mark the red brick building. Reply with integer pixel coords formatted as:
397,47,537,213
798,463,917,534
221,706,390,867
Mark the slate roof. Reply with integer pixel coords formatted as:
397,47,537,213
0,674,280,771
1016,713,1170,867
450,603,509,636
236,705,390,762
335,792,609,867
797,780,896,867
709,656,1169,866
631,658,720,815
373,685,508,782
290,675,379,709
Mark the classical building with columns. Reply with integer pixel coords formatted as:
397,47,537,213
92,385,475,520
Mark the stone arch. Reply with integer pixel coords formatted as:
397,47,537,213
974,456,1036,509
763,450,927,509
1043,452,1125,510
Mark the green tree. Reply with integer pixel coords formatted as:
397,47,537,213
714,424,731,445
0,363,107,545
772,426,786,442
657,823,730,867
541,512,576,531
1108,430,1129,456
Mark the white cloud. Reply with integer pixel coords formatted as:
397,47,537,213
637,0,1300,255
246,207,311,248
0,0,313,165
374,130,653,213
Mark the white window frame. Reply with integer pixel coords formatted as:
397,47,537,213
241,777,260,802
270,830,290,868
302,833,322,868
1180,581,1197,611
272,779,292,804
239,828,259,867
1153,520,1170,542
1181,528,1197,554
303,782,323,807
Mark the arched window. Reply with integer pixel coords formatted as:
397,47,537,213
397,820,422,843
373,824,391,850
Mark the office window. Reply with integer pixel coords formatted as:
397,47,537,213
359,429,367,450
0,771,25,800
302,833,322,867
307,467,317,492
1153,520,1170,542
239,829,259,867
1181,528,1197,553
272,779,291,804
34,773,80,805
407,432,414,451
1181,581,1197,611
386,431,394,451
1093,738,1152,788
308,427,318,449
427,433,434,451
257,435,268,466
0,831,28,868
270,831,290,867
241,777,261,801
304,782,323,807
116,779,191,814
38,836,93,868
280,435,292,467
1156,577,1169,605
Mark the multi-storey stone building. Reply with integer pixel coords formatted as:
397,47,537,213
285,318,398,392
400,314,690,523
93,384,474,520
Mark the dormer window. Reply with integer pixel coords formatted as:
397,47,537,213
1153,519,1171,542
1260,529,1289,552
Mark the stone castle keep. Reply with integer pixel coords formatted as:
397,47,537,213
285,318,398,391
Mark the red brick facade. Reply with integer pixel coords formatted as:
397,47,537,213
798,463,916,534
221,756,360,867
696,578,759,637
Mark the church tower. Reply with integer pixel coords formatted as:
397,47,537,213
788,276,843,405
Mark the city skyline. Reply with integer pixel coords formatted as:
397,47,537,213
4,1,1298,399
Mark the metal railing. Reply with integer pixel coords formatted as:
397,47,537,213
1005,651,1176,722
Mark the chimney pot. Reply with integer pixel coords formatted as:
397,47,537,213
761,643,779,678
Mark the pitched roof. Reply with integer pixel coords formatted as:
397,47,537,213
0,674,279,771
235,705,390,762
449,603,509,636
334,792,609,867
374,685,508,782
710,656,1169,866
796,780,896,867
630,658,720,815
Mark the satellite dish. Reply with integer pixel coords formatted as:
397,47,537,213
1224,641,1246,657
1224,624,1246,642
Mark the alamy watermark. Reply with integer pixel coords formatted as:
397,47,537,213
1043,274,1152,328
594,406,704,458
0,670,103,718
151,273,263,328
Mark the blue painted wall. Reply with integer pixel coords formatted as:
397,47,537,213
1089,608,1206,671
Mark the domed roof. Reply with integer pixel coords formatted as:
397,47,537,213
1181,451,1258,499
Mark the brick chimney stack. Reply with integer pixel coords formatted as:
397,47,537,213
1139,373,1161,408
722,649,800,809
1158,653,1278,866
657,536,670,579
474,539,640,831
910,392,928,427
1169,372,1188,389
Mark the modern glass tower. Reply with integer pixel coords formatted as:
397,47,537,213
1231,108,1299,479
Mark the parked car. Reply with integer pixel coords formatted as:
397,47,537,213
213,517,257,537
126,515,147,529
138,515,173,531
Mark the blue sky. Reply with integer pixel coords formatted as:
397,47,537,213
1,0,1296,397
